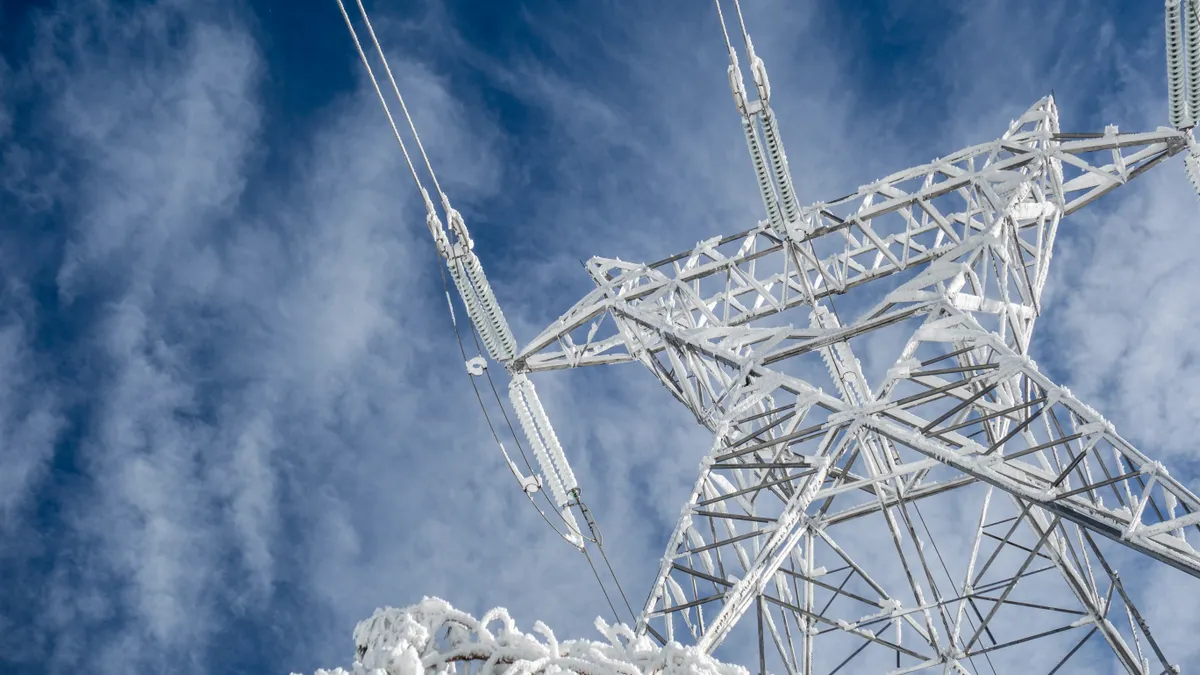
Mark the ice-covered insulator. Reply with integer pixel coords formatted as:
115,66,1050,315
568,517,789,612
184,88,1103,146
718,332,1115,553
511,374,578,495
447,252,504,360
510,374,579,509
559,507,586,549
524,379,578,495
447,253,488,337
510,376,569,508
1185,150,1200,197
742,116,784,234
463,253,518,363
811,306,867,407
439,206,517,364
760,108,801,224
833,340,870,407
1188,0,1200,124
1167,0,1191,128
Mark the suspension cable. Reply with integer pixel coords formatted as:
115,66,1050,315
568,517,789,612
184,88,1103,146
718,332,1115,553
713,0,737,60
436,255,578,542
731,0,754,54
339,0,639,628
352,0,451,210
334,0,426,198
338,0,566,533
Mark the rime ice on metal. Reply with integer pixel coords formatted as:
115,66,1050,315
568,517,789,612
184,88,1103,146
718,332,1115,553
509,0,1200,666
335,0,1200,671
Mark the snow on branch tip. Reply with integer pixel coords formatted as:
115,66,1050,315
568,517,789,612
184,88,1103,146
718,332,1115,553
298,597,747,675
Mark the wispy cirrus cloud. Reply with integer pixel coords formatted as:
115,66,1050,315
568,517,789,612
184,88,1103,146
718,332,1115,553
2,0,1199,673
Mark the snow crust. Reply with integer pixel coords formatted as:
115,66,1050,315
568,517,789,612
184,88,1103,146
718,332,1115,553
299,597,747,675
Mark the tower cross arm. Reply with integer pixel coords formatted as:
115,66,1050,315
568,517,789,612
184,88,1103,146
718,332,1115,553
515,101,1190,375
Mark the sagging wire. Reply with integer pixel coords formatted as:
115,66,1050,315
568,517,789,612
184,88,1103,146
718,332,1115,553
337,0,637,627
335,0,425,194
346,0,518,364
449,240,639,626
337,0,557,525
441,247,636,627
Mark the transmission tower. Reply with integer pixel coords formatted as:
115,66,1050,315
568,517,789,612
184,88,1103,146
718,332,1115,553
338,0,1200,672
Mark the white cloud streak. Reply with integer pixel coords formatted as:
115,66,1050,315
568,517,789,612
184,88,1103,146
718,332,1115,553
1,0,1198,673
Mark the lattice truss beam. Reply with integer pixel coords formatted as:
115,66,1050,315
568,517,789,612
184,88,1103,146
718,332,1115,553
637,306,1195,673
515,99,1199,673
515,99,1189,371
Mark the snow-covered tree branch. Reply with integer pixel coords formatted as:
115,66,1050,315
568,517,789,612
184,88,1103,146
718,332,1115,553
300,598,747,675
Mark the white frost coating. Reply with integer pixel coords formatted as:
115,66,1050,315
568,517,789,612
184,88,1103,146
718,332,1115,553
886,357,920,381
449,254,502,362
509,375,578,505
1185,150,1200,197
1141,460,1169,478
300,598,748,675
913,323,979,345
1166,0,1190,128
510,376,569,509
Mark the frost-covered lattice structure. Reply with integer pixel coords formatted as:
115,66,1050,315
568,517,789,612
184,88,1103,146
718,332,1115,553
304,598,747,675
514,94,1199,673
335,0,1200,672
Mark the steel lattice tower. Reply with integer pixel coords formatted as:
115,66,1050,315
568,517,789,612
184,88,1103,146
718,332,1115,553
508,4,1200,672
518,96,1196,674
338,0,1200,672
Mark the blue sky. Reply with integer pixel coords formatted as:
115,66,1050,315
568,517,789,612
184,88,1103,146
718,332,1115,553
3,0,1200,673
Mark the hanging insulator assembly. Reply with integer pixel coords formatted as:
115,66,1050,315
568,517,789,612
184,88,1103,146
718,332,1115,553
509,374,586,548
742,115,785,234
509,374,580,502
446,252,500,356
746,42,800,226
1186,0,1200,126
727,39,786,235
1167,0,1190,129
759,107,800,224
433,202,518,364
